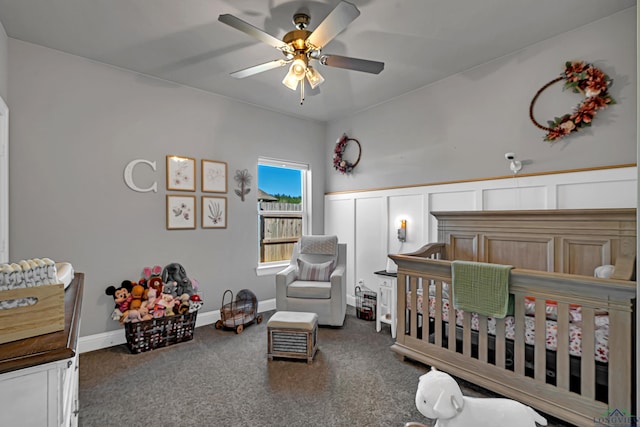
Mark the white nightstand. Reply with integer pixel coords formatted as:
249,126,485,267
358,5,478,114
374,271,397,338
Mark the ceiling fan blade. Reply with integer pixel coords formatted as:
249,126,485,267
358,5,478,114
230,59,289,79
218,14,290,52
306,1,360,49
320,54,384,74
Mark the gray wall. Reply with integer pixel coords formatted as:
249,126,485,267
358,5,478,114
4,7,636,339
7,40,326,336
0,20,7,101
325,8,636,193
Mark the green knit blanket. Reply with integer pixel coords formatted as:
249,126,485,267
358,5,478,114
451,260,513,318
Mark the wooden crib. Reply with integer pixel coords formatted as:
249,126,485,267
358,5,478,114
389,209,636,427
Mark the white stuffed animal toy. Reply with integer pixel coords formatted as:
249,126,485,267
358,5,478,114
414,368,547,427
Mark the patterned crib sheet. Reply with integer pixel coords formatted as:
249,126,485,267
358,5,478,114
407,286,609,363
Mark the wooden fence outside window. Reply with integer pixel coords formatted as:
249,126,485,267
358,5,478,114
259,202,302,263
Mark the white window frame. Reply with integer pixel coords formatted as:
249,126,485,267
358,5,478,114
255,157,311,276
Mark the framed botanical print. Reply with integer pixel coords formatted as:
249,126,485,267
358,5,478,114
166,195,196,229
202,196,227,229
166,155,196,191
202,159,227,193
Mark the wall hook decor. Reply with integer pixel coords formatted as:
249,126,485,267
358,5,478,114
234,169,252,202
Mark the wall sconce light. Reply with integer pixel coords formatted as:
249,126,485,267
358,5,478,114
397,219,407,242
505,152,522,174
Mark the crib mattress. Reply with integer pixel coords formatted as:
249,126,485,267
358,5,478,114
409,289,609,363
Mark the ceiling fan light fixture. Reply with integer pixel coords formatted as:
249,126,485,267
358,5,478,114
282,72,299,90
219,1,385,105
306,66,325,89
290,57,307,80
282,55,307,90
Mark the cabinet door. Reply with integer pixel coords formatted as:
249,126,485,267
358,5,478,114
0,369,49,426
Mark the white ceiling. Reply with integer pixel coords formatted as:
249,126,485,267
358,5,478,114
0,0,635,122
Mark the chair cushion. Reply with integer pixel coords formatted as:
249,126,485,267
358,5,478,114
299,235,337,255
287,280,331,299
297,258,335,281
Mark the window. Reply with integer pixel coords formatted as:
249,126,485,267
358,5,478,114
257,158,310,271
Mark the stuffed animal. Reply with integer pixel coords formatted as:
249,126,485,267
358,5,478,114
105,281,134,316
189,293,203,313
122,309,143,323
146,288,159,310
594,264,615,278
147,276,163,296
143,265,162,280
130,283,145,311
162,280,178,297
111,307,123,321
177,294,190,314
160,293,176,316
162,263,194,296
414,368,547,427
138,304,153,321
145,288,166,318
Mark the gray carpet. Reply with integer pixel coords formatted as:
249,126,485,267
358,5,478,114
78,308,572,426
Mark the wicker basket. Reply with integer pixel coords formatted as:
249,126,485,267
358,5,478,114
124,311,197,354
355,285,376,321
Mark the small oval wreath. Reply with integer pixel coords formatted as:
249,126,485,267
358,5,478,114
529,61,615,142
333,134,361,174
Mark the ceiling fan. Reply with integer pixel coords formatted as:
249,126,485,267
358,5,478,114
218,1,384,104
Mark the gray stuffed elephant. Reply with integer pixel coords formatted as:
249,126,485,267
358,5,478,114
162,263,194,296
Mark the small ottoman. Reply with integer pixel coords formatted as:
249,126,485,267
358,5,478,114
267,311,318,364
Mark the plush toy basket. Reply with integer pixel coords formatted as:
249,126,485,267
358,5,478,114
124,311,197,354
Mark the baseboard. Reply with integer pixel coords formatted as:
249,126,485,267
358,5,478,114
347,294,356,307
78,298,278,354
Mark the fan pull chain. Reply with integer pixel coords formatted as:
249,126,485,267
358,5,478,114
300,81,305,105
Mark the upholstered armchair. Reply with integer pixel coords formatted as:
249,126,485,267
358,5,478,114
275,235,346,326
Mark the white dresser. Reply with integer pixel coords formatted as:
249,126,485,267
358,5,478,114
0,273,84,427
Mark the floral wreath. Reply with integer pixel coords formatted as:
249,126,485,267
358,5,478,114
529,61,615,142
333,133,361,174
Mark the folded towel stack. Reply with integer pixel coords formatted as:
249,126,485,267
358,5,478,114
0,258,58,291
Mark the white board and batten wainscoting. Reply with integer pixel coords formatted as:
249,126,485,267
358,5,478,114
324,165,637,304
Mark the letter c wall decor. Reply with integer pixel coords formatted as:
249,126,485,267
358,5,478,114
124,159,158,193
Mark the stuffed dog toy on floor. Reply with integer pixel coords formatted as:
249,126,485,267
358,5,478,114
413,368,547,427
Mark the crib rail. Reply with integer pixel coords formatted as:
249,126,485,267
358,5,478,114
390,247,635,427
